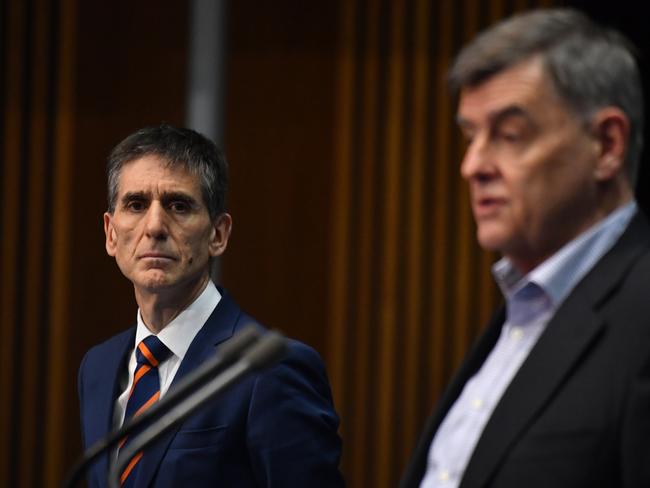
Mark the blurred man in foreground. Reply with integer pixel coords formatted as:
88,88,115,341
402,9,650,488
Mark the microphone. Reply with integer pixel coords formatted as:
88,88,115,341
107,330,288,488
63,324,262,488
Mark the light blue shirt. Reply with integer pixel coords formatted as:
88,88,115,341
420,201,637,488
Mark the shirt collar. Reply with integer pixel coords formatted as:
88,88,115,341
493,201,637,307
135,280,221,361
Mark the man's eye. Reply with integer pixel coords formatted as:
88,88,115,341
498,131,522,143
170,201,190,213
125,200,146,212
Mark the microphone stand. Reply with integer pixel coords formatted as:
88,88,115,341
62,324,262,488
107,330,288,488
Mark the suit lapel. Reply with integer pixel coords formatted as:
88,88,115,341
133,290,242,487
459,303,604,487
87,329,133,488
400,308,505,487
460,212,650,488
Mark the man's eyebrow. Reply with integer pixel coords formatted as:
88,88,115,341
121,191,151,203
489,105,536,128
161,191,197,201
456,104,536,130
160,192,200,206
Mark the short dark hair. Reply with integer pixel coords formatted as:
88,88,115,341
106,124,229,219
449,8,644,184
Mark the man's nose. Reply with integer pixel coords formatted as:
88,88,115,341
460,135,495,182
144,202,169,238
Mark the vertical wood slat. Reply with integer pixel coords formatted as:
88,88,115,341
401,0,430,469
429,0,455,407
349,1,380,485
328,0,355,416
375,0,405,484
0,1,26,484
18,0,51,484
43,0,76,484
328,0,358,480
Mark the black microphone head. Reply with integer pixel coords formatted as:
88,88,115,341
241,330,289,371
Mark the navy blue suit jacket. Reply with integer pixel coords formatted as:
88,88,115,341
78,290,344,487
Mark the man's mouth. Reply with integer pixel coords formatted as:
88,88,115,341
473,197,506,217
139,252,176,261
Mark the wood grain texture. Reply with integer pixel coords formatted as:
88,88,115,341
4,2,620,487
327,1,555,486
0,1,188,485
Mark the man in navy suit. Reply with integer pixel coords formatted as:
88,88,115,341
402,8,650,488
78,124,344,487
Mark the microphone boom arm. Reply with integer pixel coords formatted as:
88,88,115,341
62,324,263,488
107,330,289,488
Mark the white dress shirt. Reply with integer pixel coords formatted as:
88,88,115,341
420,201,637,488
113,281,221,428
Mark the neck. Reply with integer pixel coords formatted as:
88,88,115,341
512,182,634,274
135,274,211,334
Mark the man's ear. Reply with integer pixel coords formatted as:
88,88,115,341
208,213,233,257
104,212,118,257
591,107,630,182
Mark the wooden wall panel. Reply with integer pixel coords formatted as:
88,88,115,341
0,1,189,485
0,2,25,482
327,1,560,486
5,1,641,487
399,0,431,471
1,1,72,485
221,0,340,359
44,0,76,482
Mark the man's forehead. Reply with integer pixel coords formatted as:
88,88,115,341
456,57,555,121
117,155,200,195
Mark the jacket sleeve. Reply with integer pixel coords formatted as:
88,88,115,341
621,350,650,487
246,339,345,487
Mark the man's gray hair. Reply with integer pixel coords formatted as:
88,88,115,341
449,8,644,185
106,124,229,219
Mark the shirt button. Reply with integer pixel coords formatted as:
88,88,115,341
439,469,450,482
510,327,524,341
471,398,483,410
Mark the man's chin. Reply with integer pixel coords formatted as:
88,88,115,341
476,227,510,253
134,271,176,292
133,270,209,296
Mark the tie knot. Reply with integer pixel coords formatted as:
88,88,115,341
136,335,172,367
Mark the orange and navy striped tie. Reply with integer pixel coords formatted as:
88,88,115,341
119,335,172,487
